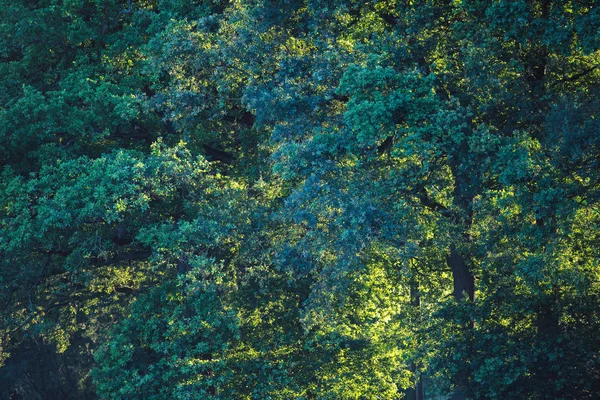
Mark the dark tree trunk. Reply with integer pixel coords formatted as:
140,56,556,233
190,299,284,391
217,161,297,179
448,163,476,303
446,246,474,400
447,246,475,301
405,281,425,400
447,165,477,399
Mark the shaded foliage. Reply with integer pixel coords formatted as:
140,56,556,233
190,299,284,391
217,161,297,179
1,0,599,399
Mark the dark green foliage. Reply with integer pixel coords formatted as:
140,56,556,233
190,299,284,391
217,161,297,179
93,265,240,399
1,0,599,399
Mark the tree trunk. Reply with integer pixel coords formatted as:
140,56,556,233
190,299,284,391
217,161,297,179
447,165,476,399
446,246,475,400
405,281,426,400
447,246,475,301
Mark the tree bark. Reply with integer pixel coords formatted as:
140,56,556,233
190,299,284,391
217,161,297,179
405,281,425,400
447,164,477,399
447,246,474,301
446,246,474,400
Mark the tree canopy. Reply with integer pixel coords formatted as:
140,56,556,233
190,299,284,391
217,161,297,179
1,0,599,399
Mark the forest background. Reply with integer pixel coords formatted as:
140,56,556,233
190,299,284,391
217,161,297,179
0,0,599,399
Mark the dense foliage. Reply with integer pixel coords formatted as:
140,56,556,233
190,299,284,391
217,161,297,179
1,0,599,399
